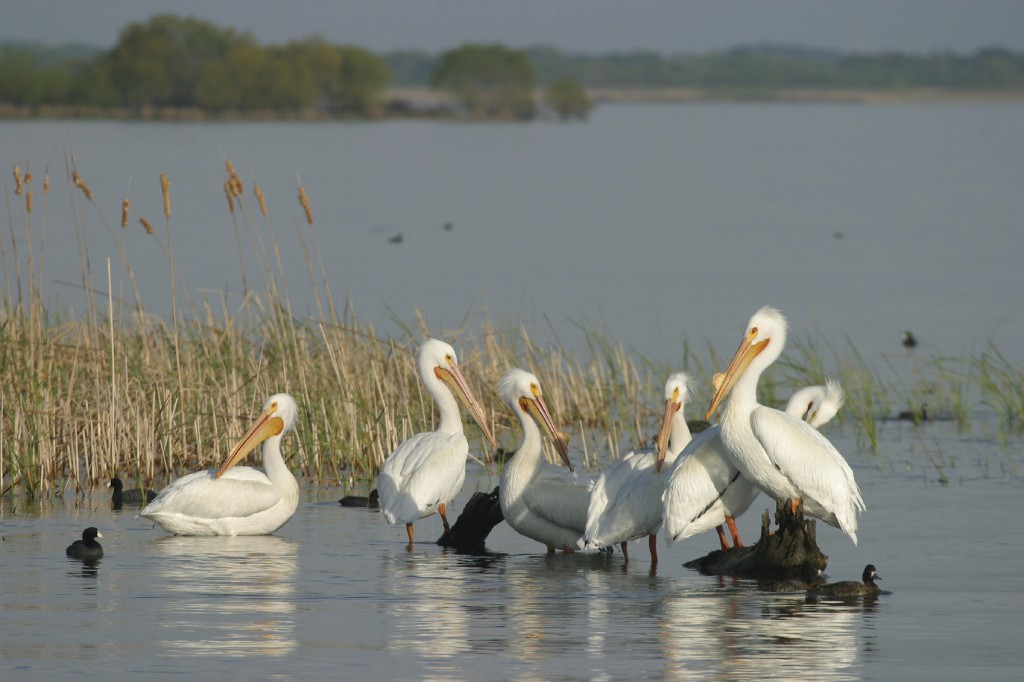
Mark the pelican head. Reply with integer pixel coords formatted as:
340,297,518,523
499,368,572,471
809,378,846,428
216,393,298,478
655,372,693,473
706,306,788,420
419,338,495,447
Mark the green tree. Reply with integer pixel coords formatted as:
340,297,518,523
285,38,390,116
544,78,592,120
107,14,249,107
430,44,536,119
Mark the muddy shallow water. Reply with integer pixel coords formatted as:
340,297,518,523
1,421,1020,680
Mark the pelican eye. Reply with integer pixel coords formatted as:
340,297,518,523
673,387,680,401
530,383,541,398
750,326,759,337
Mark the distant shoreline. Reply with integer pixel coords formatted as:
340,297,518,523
2,86,1021,121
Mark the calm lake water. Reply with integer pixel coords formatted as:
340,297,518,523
1,103,1022,679
1,102,1022,363
1,419,1021,679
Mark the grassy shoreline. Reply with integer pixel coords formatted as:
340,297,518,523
2,158,1021,499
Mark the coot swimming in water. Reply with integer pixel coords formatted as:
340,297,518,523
811,564,881,598
66,527,104,560
339,488,380,508
109,477,159,507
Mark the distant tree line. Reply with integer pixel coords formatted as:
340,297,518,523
396,44,1024,91
1,14,1021,121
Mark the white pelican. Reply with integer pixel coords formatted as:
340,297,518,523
498,368,592,553
377,339,495,545
663,378,846,549
785,379,846,428
140,393,300,536
582,372,693,562
706,306,864,543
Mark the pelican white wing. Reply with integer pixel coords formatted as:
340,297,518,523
584,451,663,546
750,407,864,540
509,466,593,548
378,431,468,525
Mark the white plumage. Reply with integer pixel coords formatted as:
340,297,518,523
662,380,844,548
706,306,865,543
377,339,495,545
582,372,693,561
785,379,846,429
498,368,593,553
140,393,300,536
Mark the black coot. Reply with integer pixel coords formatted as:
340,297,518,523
66,527,104,560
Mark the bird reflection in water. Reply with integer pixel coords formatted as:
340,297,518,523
152,535,298,658
659,581,869,680
378,550,475,673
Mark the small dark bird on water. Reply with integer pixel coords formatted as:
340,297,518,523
898,403,928,422
66,527,104,561
388,233,404,244
339,489,380,508
443,221,453,231
108,477,159,508
902,330,918,349
810,564,881,598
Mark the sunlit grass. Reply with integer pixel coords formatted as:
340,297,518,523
1,155,1021,498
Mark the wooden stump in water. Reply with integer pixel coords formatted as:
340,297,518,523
683,500,828,581
436,487,504,549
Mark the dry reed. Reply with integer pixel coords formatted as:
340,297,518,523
0,153,1019,500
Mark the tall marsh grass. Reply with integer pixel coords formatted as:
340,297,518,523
1,155,1021,498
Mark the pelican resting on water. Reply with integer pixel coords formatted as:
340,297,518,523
662,378,846,548
498,368,593,553
140,393,300,536
705,306,864,543
582,372,694,562
377,339,495,546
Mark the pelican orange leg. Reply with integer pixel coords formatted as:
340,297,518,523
439,502,451,533
726,515,743,548
716,525,730,551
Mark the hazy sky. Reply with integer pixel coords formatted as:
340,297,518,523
3,0,1023,54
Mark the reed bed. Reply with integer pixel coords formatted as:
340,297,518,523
1,156,1021,499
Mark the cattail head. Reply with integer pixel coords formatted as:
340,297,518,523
298,186,313,225
224,180,235,214
72,171,93,200
121,198,131,227
254,184,268,216
26,190,33,214
139,217,155,235
13,164,24,196
43,169,50,194
24,167,31,186
160,173,171,218
225,159,243,196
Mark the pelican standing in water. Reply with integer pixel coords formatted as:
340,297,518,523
582,372,694,563
705,306,864,543
663,378,846,548
377,339,495,546
498,368,592,553
140,393,300,536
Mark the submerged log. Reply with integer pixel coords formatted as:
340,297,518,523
683,500,828,581
436,486,504,549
